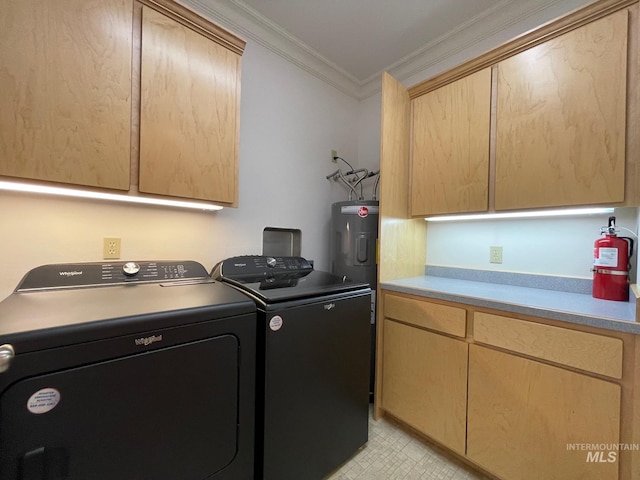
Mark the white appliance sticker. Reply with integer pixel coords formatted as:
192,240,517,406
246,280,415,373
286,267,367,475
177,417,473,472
269,315,283,332
27,388,61,415
595,247,618,267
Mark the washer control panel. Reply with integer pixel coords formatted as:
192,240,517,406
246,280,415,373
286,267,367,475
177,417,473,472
16,261,209,291
215,255,313,280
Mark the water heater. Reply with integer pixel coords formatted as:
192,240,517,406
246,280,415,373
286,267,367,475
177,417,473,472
331,200,379,400
331,200,379,291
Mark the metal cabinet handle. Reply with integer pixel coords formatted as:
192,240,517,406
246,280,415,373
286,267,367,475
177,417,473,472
0,344,15,373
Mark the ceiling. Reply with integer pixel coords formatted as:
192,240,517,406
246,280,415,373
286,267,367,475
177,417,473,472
191,0,588,97
238,0,503,83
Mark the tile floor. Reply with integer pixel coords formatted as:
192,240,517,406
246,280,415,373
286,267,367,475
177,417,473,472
326,409,490,480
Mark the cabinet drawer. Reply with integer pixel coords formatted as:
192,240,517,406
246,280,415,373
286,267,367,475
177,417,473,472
384,294,466,337
473,312,623,378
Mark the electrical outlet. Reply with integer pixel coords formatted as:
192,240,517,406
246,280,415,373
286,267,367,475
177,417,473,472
490,246,503,264
103,237,121,259
331,149,337,162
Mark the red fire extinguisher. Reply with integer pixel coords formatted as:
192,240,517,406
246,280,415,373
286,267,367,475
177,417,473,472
592,216,634,301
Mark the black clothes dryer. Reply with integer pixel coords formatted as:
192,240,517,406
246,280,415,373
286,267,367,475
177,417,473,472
0,261,256,480
212,255,371,480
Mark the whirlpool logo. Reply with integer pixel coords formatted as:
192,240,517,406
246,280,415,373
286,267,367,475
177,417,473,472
135,335,163,346
59,271,83,277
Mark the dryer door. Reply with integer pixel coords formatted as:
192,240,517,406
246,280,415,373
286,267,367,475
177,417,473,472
0,335,239,480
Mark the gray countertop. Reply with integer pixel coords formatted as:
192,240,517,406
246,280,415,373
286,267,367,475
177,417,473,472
381,276,640,334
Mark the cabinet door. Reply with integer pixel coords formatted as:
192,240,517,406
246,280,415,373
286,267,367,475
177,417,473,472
467,344,620,480
0,0,132,190
139,6,240,204
410,68,491,216
495,10,628,210
382,319,468,454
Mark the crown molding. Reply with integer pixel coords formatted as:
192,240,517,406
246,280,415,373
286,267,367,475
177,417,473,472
180,0,361,98
181,0,592,100
359,0,590,98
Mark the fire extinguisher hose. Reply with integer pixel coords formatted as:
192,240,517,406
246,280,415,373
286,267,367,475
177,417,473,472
621,237,635,268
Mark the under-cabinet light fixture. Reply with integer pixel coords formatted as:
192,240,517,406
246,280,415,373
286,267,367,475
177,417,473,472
0,181,223,211
424,207,615,222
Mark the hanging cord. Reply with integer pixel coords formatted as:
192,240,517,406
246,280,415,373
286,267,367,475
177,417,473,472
326,169,356,199
326,157,380,201
612,225,638,274
370,171,381,200
336,169,358,200
618,226,638,239
334,156,354,172
335,156,362,199
346,168,369,200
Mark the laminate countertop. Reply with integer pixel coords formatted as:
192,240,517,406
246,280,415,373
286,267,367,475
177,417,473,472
381,276,640,334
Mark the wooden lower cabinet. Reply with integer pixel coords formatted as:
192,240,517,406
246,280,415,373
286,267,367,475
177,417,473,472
381,318,468,454
467,344,621,480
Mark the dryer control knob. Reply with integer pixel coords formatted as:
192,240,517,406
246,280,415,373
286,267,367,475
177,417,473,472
0,344,15,373
122,262,141,276
266,257,277,268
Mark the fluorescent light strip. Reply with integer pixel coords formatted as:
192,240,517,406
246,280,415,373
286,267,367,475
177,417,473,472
425,207,614,222
0,181,223,211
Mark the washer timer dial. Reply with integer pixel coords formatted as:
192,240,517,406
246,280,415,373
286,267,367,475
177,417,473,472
122,262,141,276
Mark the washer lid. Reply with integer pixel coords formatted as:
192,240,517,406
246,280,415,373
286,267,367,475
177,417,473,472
0,261,256,352
220,269,369,304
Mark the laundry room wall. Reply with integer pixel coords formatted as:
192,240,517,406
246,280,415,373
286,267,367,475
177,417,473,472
425,208,638,281
206,41,359,266
0,29,359,300
356,93,383,202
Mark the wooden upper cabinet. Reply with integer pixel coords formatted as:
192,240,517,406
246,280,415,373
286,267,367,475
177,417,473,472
1,0,244,205
139,6,241,204
495,10,628,210
0,0,132,190
410,68,491,216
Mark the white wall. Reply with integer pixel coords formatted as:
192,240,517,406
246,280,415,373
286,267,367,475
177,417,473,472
0,37,359,300
357,94,381,168
207,42,359,266
0,191,219,297
426,208,638,280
